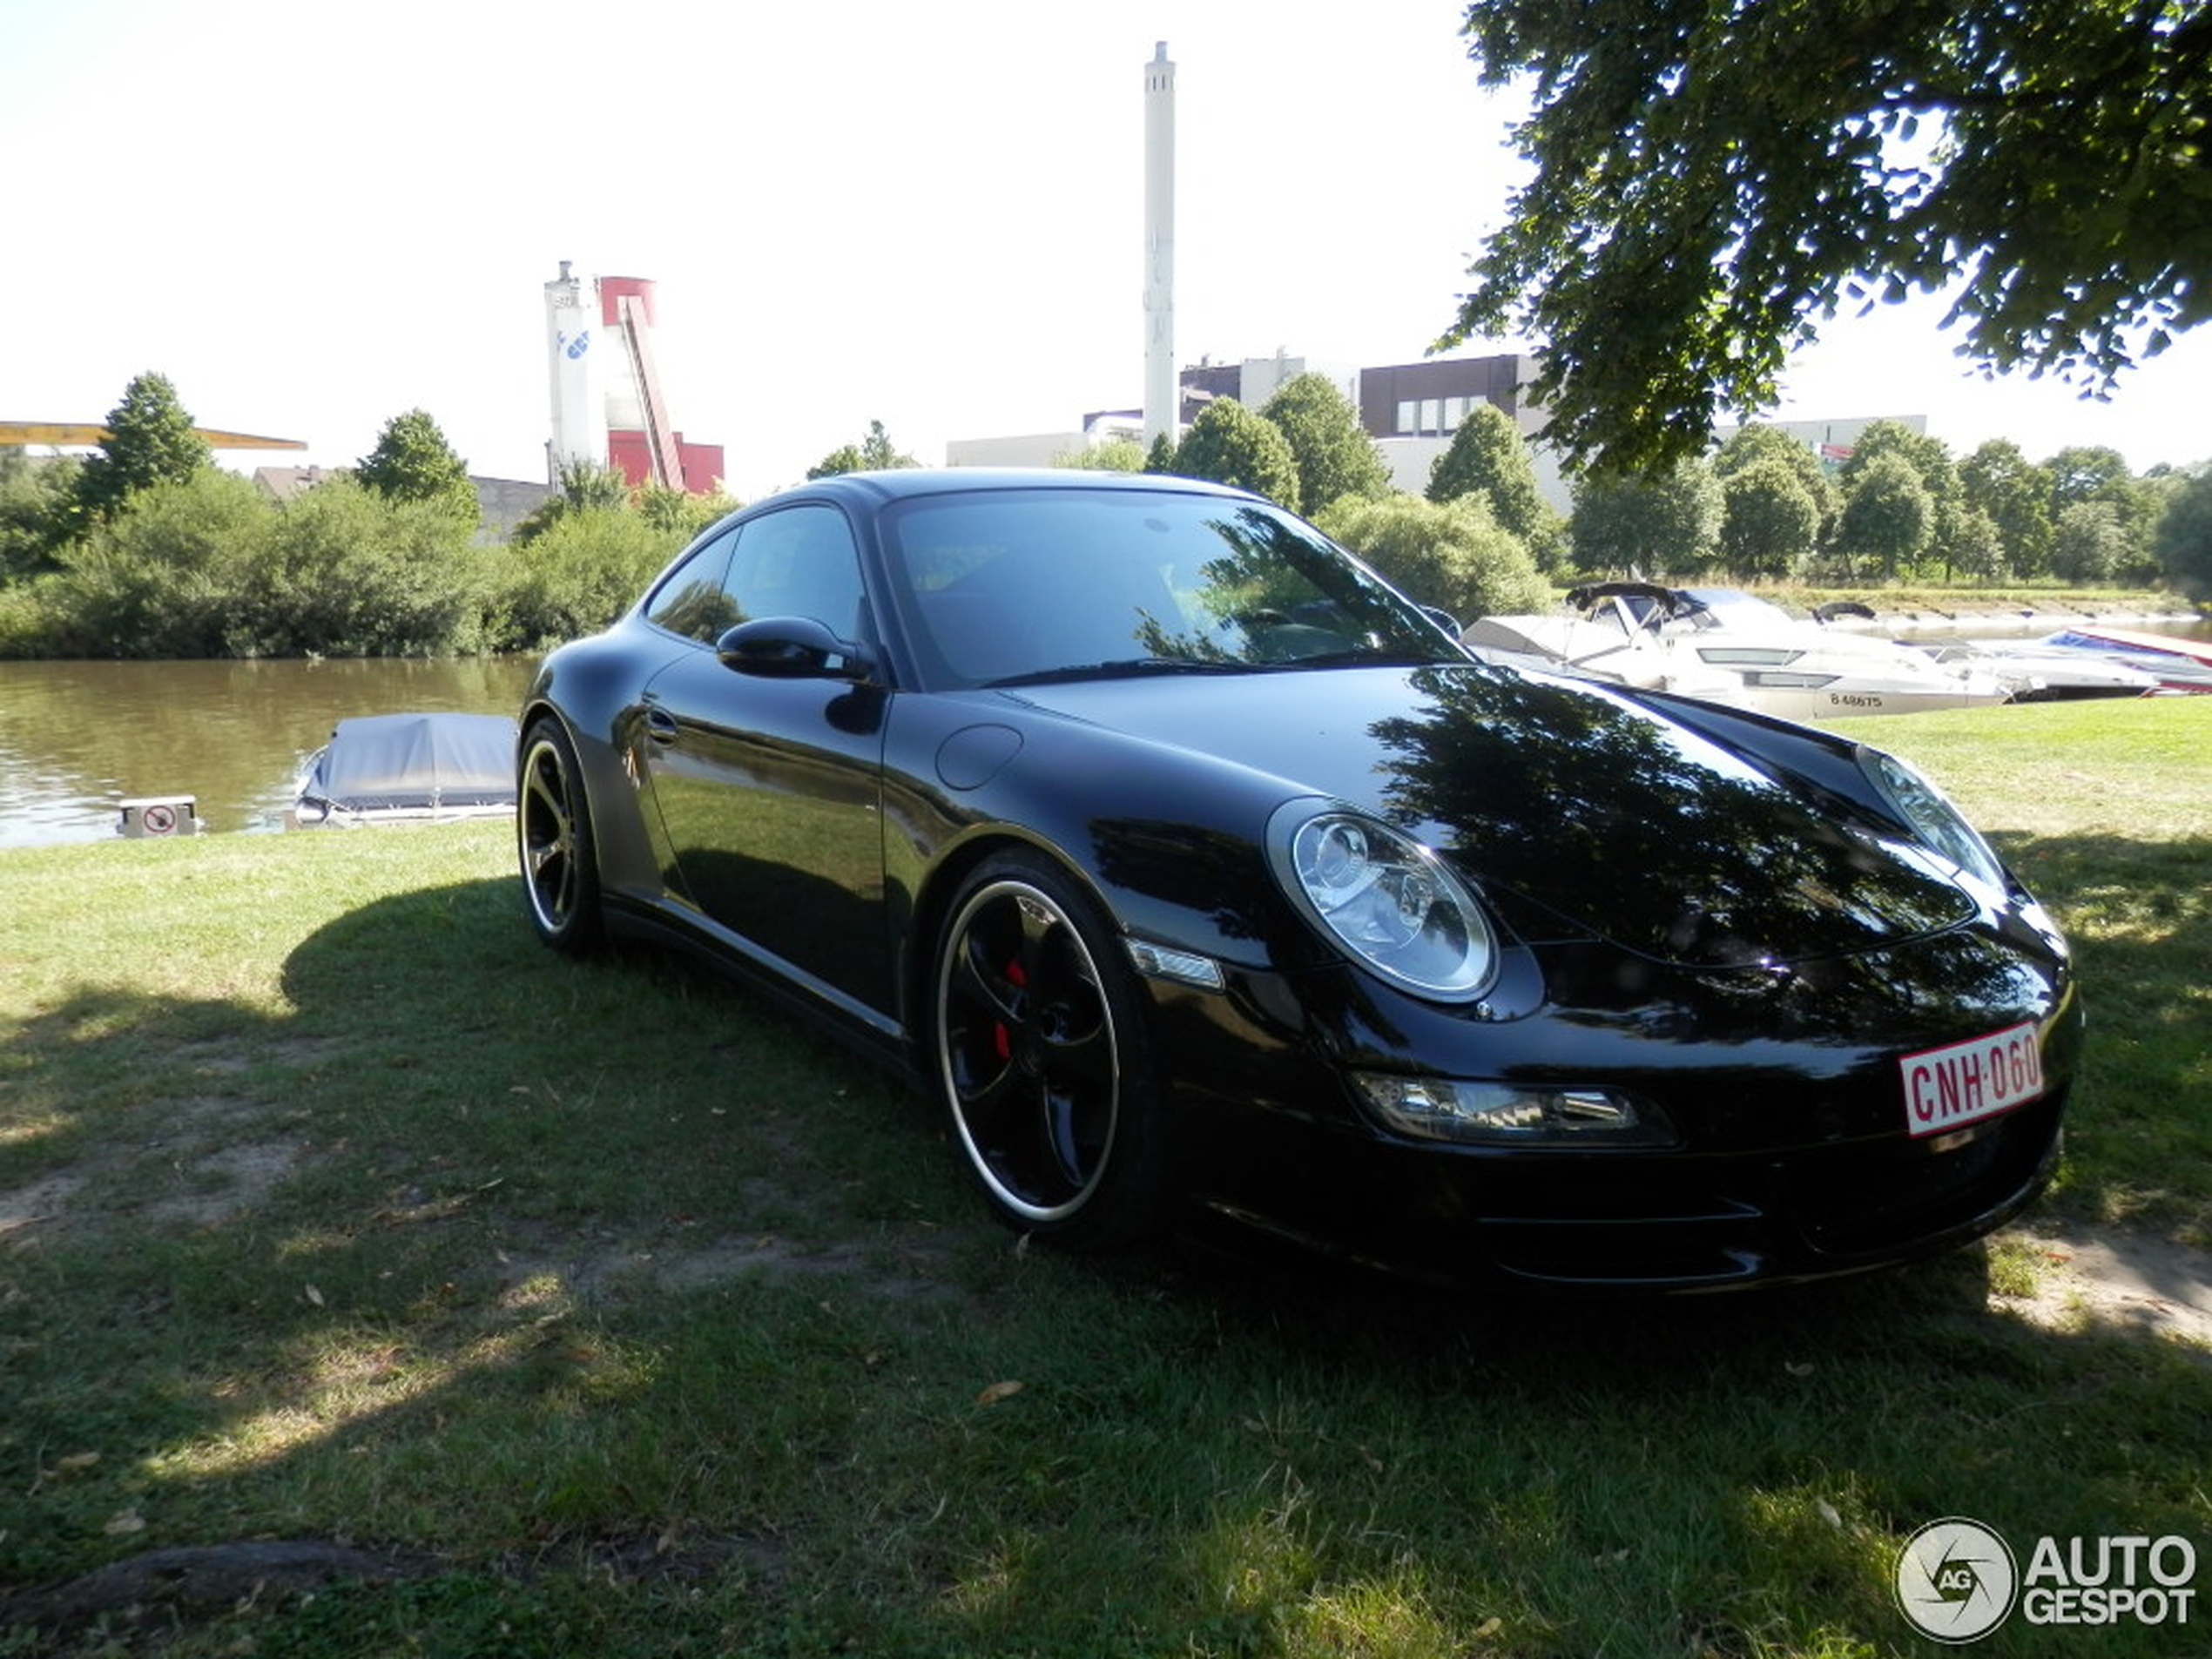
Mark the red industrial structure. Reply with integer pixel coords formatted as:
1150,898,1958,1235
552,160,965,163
544,265,724,494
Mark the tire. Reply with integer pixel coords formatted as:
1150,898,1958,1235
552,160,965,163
933,851,1172,1250
517,717,604,954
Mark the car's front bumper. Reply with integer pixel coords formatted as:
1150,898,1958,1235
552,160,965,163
1140,939,2080,1291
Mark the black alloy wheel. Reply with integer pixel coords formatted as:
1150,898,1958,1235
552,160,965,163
518,718,604,953
934,852,1170,1249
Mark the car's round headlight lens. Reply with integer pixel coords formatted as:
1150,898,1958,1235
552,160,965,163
1858,747,2008,890
1271,806,1497,1000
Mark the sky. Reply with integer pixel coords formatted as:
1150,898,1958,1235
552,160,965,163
5,0,2207,502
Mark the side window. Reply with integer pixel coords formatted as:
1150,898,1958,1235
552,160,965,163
644,529,742,643
722,505,867,637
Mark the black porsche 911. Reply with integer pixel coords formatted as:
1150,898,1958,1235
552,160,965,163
516,469,2079,1289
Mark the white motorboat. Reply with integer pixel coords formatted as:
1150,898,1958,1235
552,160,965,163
1467,584,2013,718
1460,586,1751,705
1907,635,2159,701
2037,624,2212,695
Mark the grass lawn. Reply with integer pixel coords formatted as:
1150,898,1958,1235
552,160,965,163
1,698,2207,1657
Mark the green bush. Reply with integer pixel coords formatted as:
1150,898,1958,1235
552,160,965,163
245,475,497,656
1314,493,1549,623
30,470,271,656
494,505,685,650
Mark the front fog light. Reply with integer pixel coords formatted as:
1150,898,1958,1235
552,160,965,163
1352,1073,1677,1148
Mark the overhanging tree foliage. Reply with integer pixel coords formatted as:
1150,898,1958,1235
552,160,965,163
1443,0,2212,475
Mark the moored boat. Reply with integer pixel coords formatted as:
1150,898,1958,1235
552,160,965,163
1467,584,2012,718
288,711,518,828
2036,624,2212,694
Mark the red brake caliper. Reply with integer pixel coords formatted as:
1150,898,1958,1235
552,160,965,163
993,957,1027,1061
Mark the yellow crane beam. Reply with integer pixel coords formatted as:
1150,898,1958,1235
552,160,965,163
0,421,307,450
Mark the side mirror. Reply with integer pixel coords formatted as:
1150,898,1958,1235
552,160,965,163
717,617,874,680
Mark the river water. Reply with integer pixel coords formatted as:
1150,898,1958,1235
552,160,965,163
3,617,2207,849
0,656,541,848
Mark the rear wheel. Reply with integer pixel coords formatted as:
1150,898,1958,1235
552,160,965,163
517,717,604,953
933,852,1171,1249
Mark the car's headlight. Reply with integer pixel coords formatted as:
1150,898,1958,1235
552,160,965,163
1268,803,1497,1001
1856,746,2008,890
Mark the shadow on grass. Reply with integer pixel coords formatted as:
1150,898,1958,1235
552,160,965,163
1992,830,2212,1239
4,870,2210,1658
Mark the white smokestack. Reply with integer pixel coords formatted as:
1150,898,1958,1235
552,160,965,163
545,261,606,484
1143,42,1177,451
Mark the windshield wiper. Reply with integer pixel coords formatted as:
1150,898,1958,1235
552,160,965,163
985,657,1256,689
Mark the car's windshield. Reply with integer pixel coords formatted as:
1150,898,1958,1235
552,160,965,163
877,487,1466,689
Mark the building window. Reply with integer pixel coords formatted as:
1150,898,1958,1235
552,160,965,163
1420,398,1442,433
1396,400,1418,435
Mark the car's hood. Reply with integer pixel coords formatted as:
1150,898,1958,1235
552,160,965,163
1000,663,1977,968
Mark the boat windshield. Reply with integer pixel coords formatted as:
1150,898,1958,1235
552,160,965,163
1679,590,1801,631
877,486,1467,690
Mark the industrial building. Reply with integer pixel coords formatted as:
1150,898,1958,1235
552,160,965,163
544,264,724,494
952,346,1561,503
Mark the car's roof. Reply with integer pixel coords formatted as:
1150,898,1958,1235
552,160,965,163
772,468,1263,509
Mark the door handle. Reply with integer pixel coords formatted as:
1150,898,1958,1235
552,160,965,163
644,707,680,745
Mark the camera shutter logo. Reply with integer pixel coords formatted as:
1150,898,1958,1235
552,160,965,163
1896,1517,2019,1642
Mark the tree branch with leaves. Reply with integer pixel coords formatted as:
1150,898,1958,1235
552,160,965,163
1442,0,2212,477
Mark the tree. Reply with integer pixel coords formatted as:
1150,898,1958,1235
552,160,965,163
355,408,478,524
2044,444,2161,577
1568,461,1722,575
1719,460,1821,580
1836,422,1954,496
1832,454,1933,579
1441,0,2212,475
1313,494,1549,622
73,372,210,524
1,449,82,578
1716,424,1838,523
1946,505,2010,581
2050,499,2133,583
1143,432,1178,475
2046,443,2157,529
1426,402,1566,569
1169,400,1301,511
1959,440,2054,576
2152,466,2212,598
1259,373,1389,515
1837,421,1964,571
809,419,919,479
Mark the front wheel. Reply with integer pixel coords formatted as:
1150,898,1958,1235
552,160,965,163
933,852,1172,1250
517,717,604,954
